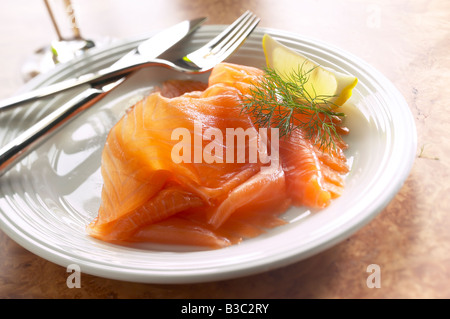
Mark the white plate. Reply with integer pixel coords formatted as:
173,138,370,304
0,26,416,284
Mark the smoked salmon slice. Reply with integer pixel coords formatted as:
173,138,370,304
87,62,349,249
155,79,208,98
279,128,348,208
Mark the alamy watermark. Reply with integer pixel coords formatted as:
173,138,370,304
66,264,81,288
170,120,280,171
366,264,381,288
366,4,381,29
65,263,381,289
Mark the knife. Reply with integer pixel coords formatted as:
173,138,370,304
0,17,206,176
0,17,207,112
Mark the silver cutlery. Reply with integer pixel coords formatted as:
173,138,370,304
0,17,207,112
0,10,259,112
0,11,260,176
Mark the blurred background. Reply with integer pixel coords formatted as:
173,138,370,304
0,0,429,100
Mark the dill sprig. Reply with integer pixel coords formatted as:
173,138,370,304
241,66,345,150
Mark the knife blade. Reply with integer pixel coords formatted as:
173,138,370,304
0,17,206,176
0,17,207,112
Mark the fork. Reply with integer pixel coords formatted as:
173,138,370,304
0,11,260,176
170,10,260,72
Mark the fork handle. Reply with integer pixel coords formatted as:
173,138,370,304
0,87,107,177
0,56,190,113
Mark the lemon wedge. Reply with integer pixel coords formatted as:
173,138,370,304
262,34,357,106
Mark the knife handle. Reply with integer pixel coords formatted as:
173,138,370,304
0,87,107,177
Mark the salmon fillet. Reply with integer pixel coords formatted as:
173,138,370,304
87,62,349,249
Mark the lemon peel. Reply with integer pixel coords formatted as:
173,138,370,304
262,34,357,106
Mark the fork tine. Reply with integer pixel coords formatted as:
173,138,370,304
182,11,260,71
201,10,253,50
176,11,260,72
210,12,260,59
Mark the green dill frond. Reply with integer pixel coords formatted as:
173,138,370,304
240,66,345,151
